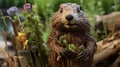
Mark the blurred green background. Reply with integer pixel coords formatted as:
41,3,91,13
0,0,120,41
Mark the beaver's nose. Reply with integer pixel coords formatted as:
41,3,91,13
65,14,73,21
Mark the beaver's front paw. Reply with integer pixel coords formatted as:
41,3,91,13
61,48,76,57
76,49,90,61
56,48,76,61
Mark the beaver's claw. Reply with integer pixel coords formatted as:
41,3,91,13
61,48,76,57
56,48,76,61
76,49,90,61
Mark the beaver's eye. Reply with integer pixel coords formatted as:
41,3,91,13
60,8,63,13
80,6,82,10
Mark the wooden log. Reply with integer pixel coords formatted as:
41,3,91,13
13,56,21,67
18,50,35,67
94,31,120,64
94,43,120,64
31,45,42,67
18,56,28,67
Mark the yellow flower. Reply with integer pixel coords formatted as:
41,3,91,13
23,40,28,49
17,32,27,42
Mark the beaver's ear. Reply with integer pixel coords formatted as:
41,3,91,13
58,4,63,10
77,6,82,12
57,5,62,12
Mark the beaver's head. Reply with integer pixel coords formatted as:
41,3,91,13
52,3,90,33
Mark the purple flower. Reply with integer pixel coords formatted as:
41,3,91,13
23,3,32,10
7,6,18,16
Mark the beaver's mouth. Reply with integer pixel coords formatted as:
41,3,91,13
63,23,77,28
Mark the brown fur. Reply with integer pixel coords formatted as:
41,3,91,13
47,3,96,67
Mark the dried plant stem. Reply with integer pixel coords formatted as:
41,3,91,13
0,44,13,67
2,18,8,29
2,29,9,57
1,29,14,66
11,20,18,36
0,44,8,59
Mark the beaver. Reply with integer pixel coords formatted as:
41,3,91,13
95,12,120,37
47,3,96,67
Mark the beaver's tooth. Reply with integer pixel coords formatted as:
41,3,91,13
64,25,69,28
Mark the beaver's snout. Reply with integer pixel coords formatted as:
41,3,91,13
65,14,73,21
